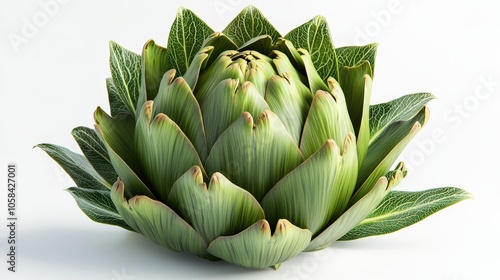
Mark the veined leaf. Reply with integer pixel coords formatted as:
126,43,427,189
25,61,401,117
285,16,338,82
336,43,378,75
340,187,472,240
109,41,141,115
369,92,434,143
71,126,117,185
37,143,110,191
106,78,129,116
222,6,281,48
67,187,133,231
165,7,214,76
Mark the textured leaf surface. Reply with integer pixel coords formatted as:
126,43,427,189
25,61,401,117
306,177,388,251
340,187,472,240
285,16,338,82
111,181,207,255
168,167,265,243
336,43,378,75
140,40,169,104
106,78,129,116
205,111,303,201
37,143,109,190
109,41,141,115
207,219,311,269
67,187,132,230
165,7,214,76
369,92,434,143
222,6,281,47
71,126,117,185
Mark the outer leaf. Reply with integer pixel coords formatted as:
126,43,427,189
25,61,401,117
352,106,428,203
199,33,238,69
261,140,341,236
37,143,109,190
285,16,339,82
109,41,141,115
222,6,281,47
168,167,265,243
306,177,388,251
207,219,311,269
336,43,378,75
205,111,303,201
71,126,117,185
165,7,214,76
106,77,129,116
340,187,472,240
111,180,208,255
369,92,434,143
67,187,133,231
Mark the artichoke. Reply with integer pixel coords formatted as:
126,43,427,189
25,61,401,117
38,6,471,269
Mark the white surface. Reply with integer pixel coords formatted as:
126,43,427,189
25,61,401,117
0,0,498,279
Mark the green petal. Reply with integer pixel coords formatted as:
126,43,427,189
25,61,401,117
369,92,434,143
352,106,429,203
206,111,303,201
106,77,129,116
183,47,212,91
306,177,388,251
261,140,341,236
340,187,472,241
111,180,207,255
207,219,311,269
339,61,373,167
199,33,238,69
71,126,117,185
222,6,281,47
168,167,265,243
94,108,153,198
67,187,133,231
165,7,214,76
300,89,354,159
139,40,169,106
238,35,272,55
202,79,269,150
153,76,208,161
135,101,205,202
271,50,309,92
264,73,311,144
109,41,141,115
285,16,339,82
36,143,109,190
244,54,278,97
271,38,305,76
298,48,329,94
336,43,378,76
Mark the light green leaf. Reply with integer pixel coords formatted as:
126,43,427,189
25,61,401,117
71,126,117,185
369,92,434,143
106,77,129,116
199,33,238,69
135,101,205,202
111,180,208,255
340,187,472,240
222,6,281,47
37,143,110,190
285,16,338,82
306,177,388,251
238,35,272,55
352,107,428,204
165,7,214,76
109,41,141,115
336,43,378,75
153,76,208,161
205,111,303,201
168,167,265,243
207,219,311,269
67,187,132,231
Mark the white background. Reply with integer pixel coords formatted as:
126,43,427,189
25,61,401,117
1,0,498,279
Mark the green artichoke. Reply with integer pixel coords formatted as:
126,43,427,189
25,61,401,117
38,6,471,269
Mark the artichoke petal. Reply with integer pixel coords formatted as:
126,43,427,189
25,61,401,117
336,43,378,75
199,32,238,69
153,75,208,161
183,46,212,91
306,176,388,251
238,35,273,55
135,101,205,202
298,48,329,94
111,180,208,255
206,111,303,201
167,166,265,243
138,40,169,108
261,139,341,236
207,219,311,269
